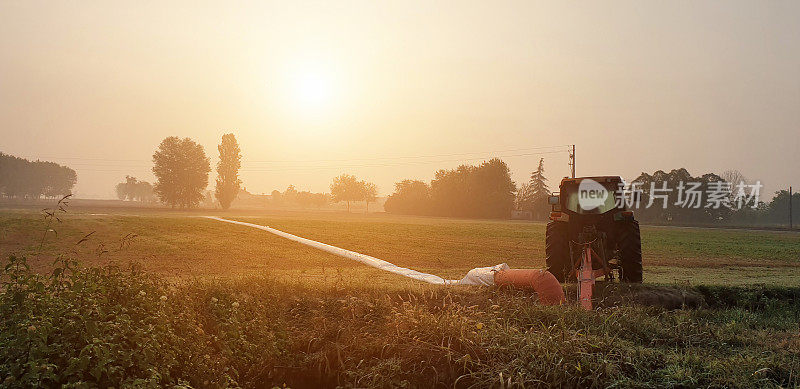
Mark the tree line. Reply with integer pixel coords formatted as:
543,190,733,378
7,136,795,226
383,161,797,226
330,174,377,212
115,176,155,202
631,168,798,226
0,153,76,199
270,185,330,209
383,158,551,219
100,134,797,225
385,158,520,219
145,135,378,211
109,134,381,212
631,168,730,223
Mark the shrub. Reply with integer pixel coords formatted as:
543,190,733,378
0,256,285,387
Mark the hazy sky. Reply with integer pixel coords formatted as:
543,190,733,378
1,1,798,199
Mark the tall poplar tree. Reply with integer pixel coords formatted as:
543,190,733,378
214,133,242,210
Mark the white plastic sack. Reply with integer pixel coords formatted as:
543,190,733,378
455,263,509,286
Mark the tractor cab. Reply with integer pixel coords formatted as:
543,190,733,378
548,176,634,222
544,176,643,284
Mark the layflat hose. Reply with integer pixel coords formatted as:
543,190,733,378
204,216,565,305
203,216,459,284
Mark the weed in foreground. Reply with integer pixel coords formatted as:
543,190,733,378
1,254,798,388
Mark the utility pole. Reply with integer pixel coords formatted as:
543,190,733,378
569,144,575,178
790,186,793,230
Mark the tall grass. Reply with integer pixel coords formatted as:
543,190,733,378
1,254,798,388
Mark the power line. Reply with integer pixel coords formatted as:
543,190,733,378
14,145,571,165
239,150,569,172
243,145,572,163
67,149,569,173
12,145,572,177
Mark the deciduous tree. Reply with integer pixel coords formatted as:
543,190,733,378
429,158,516,218
152,137,210,209
330,174,362,212
0,153,76,199
384,180,431,215
361,181,378,213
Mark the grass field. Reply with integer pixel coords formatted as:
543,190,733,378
1,204,799,387
2,205,799,286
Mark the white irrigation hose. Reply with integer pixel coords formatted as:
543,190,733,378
203,216,461,285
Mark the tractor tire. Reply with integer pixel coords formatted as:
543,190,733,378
617,220,643,283
545,221,571,282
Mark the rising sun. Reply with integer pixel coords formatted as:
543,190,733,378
289,68,335,114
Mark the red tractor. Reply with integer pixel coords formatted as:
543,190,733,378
545,176,643,290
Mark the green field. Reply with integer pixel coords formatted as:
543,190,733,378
2,206,799,286
1,205,799,387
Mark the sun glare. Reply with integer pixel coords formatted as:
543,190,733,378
289,69,335,114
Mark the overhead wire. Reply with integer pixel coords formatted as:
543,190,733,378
15,145,572,173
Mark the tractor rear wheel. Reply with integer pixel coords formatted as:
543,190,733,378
617,220,643,283
545,221,571,282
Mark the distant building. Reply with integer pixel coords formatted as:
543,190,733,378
231,188,270,208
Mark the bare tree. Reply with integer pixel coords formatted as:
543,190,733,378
721,169,747,203
515,182,533,211
721,170,746,186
